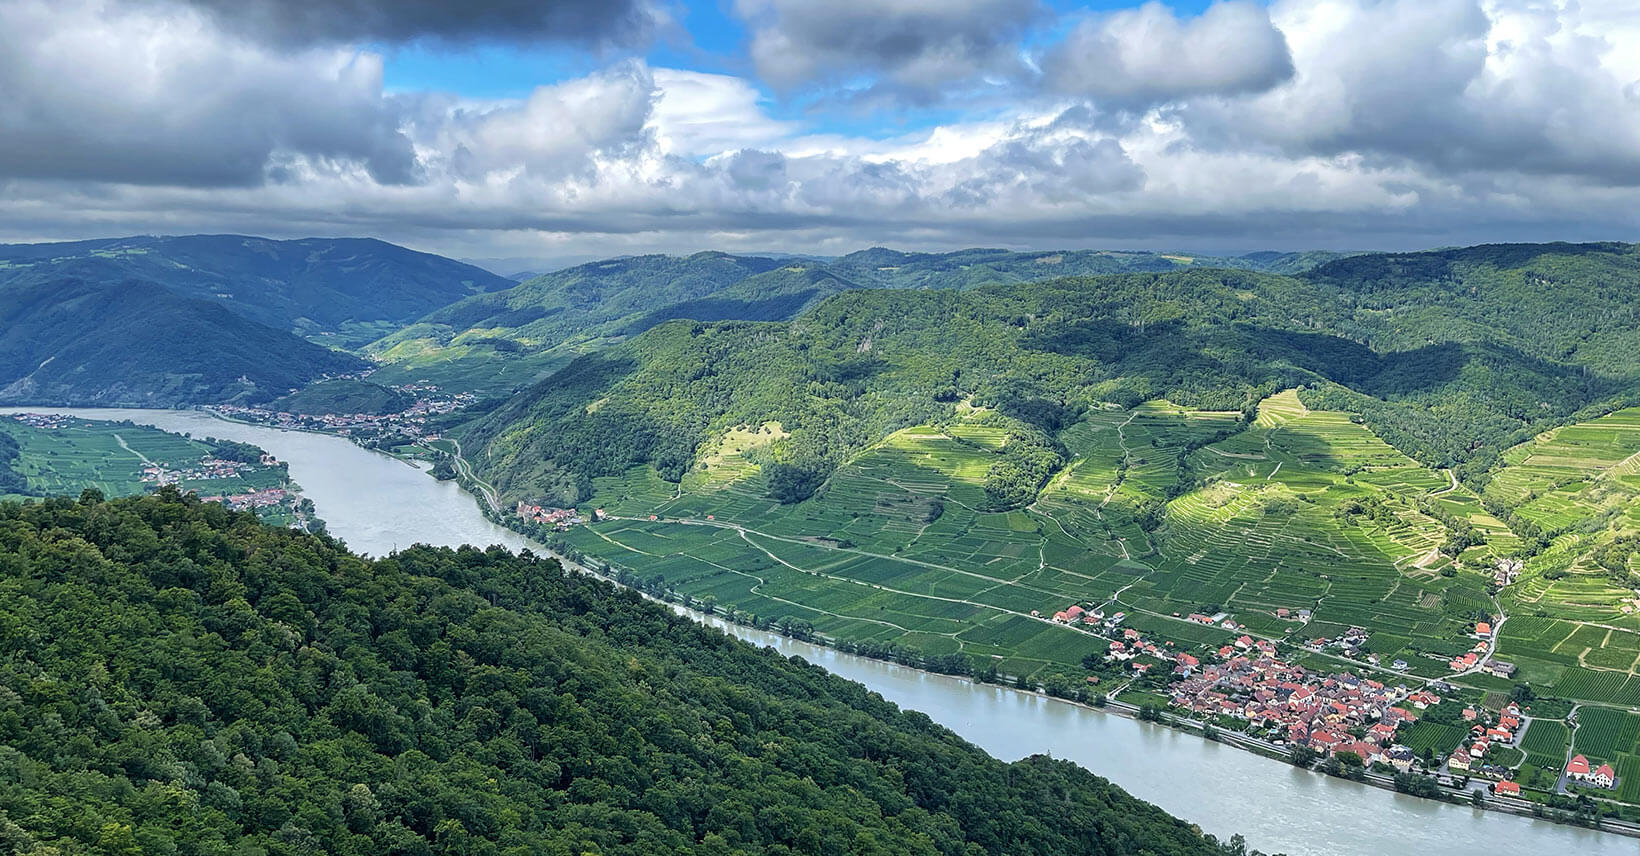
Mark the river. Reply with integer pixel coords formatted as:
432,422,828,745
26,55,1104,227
4,407,1628,856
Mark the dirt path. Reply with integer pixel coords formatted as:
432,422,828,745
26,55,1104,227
112,433,153,466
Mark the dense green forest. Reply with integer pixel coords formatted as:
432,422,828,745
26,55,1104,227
366,248,1350,398
0,432,27,496
462,243,1640,507
0,278,366,407
0,235,512,346
269,378,414,416
0,491,1255,855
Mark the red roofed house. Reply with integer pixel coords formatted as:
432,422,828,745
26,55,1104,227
1496,780,1520,796
1475,621,1492,637
1066,605,1086,619
1591,763,1617,789
1567,754,1591,777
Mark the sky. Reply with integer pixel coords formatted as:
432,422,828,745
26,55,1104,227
2,0,1639,266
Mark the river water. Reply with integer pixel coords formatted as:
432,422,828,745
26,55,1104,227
4,407,1627,856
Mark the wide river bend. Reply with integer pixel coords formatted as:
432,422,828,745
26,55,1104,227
5,407,1628,856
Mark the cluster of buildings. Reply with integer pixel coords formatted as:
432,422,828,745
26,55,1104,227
1301,625,1371,660
197,487,288,511
1566,754,1618,790
1165,640,1429,767
1040,603,1128,628
209,382,475,444
8,413,69,429
1493,557,1523,588
516,502,586,530
1446,702,1524,775
139,456,256,487
1447,617,1513,675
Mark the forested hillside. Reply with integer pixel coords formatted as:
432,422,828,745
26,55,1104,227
463,243,1640,507
366,248,1351,397
0,490,1249,856
0,278,365,407
457,242,1640,782
0,235,512,346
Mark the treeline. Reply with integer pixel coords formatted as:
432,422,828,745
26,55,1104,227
0,430,29,495
0,490,1273,856
202,437,268,464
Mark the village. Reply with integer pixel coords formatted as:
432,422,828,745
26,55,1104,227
138,455,268,487
514,502,593,531
195,487,290,512
208,380,475,446
1030,594,1635,810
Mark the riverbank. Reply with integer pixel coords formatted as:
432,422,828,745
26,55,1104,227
476,499,1640,840
222,408,1640,842
6,405,1632,856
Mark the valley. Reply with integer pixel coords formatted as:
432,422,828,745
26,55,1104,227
11,236,1640,840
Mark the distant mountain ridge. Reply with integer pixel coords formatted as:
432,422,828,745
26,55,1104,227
0,233,514,406
457,241,1640,505
0,234,513,346
367,246,1356,396
0,277,365,406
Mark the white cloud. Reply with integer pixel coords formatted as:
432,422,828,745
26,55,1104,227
3,0,1640,261
1186,0,1640,183
1041,1,1294,105
0,0,415,186
648,70,800,157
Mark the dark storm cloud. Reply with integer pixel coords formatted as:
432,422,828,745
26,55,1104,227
734,0,1041,102
0,0,418,187
157,0,659,47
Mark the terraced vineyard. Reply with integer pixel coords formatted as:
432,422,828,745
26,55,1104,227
507,389,1640,806
554,391,1502,683
0,415,289,499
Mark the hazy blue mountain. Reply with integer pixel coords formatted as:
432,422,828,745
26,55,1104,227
0,277,365,406
0,234,513,346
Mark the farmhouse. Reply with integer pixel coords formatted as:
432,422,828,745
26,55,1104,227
1567,755,1617,789
1488,661,1517,678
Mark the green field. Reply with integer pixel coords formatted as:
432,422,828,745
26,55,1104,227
530,387,1640,773
0,415,300,521
552,392,1498,682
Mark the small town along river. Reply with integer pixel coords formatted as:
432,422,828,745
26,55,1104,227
5,407,1629,856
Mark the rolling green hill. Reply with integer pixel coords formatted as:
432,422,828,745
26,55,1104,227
0,277,365,406
268,377,414,416
455,242,1640,725
0,234,513,346
462,244,1638,507
365,247,1355,397
0,490,1247,856
365,252,791,394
